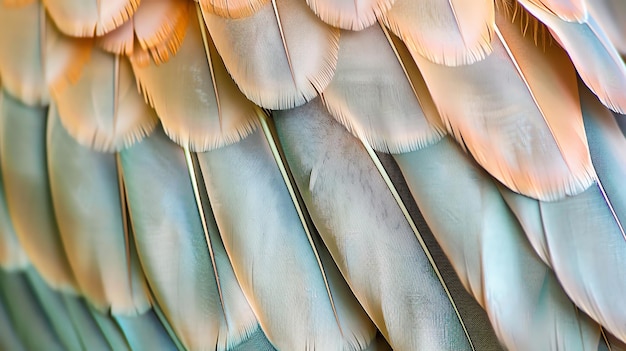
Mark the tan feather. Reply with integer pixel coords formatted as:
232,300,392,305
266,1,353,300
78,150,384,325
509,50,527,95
132,8,259,151
412,7,595,200
198,0,268,18
52,48,158,152
202,0,340,109
42,0,139,37
321,24,444,153
379,0,494,66
98,0,190,65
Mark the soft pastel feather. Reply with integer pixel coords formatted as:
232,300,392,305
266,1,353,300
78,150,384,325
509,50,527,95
202,0,340,109
121,125,263,351
197,126,378,350
412,7,595,200
47,104,151,315
52,48,158,152
98,0,189,65
132,14,259,151
394,137,601,351
305,0,392,30
42,0,139,37
321,25,444,154
519,0,626,113
274,99,474,350
379,0,494,66
0,90,76,292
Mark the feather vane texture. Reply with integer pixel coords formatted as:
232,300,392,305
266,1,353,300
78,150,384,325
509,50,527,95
98,0,190,65
121,125,264,350
524,0,587,22
0,90,76,292
305,0,392,30
497,83,626,341
321,24,444,154
274,99,474,350
51,48,158,152
47,105,151,315
586,0,626,55
412,7,595,201
394,137,602,351
202,0,340,109
519,0,626,113
198,0,268,18
197,126,378,350
42,0,139,37
0,1,48,106
380,0,495,66
132,13,259,151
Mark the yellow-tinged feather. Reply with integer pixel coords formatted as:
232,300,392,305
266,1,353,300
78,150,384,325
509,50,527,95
380,0,495,66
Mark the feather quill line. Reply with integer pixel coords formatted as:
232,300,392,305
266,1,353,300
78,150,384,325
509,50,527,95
258,108,344,336
196,3,224,134
492,24,577,178
270,0,298,87
115,153,135,308
182,146,229,329
359,137,475,351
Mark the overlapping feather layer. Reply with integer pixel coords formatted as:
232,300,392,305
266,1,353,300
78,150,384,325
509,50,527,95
0,0,625,349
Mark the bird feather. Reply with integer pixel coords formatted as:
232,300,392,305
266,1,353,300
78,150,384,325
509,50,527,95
202,0,340,109
394,137,602,350
0,89,76,292
42,0,139,37
379,0,494,66
519,0,626,113
47,104,151,315
273,98,475,350
321,24,444,154
196,124,378,350
120,125,262,351
132,10,259,151
412,6,595,201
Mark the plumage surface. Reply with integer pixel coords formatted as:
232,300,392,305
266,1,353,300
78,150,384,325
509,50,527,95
380,0,495,65
202,0,340,109
2,0,626,349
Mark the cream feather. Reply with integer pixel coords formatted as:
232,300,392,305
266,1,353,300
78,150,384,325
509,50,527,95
274,99,475,350
196,126,378,350
321,24,444,154
132,12,259,151
202,0,340,109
